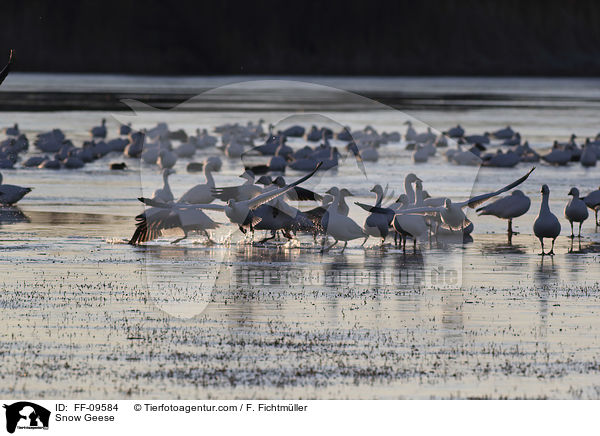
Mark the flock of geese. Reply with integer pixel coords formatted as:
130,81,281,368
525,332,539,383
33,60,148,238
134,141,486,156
1,49,599,255
1,114,600,256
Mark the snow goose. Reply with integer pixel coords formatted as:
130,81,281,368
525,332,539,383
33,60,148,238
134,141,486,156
4,123,19,137
398,168,535,231
320,186,366,253
362,185,393,244
580,141,597,167
0,172,32,205
443,125,464,138
564,187,588,238
151,168,175,203
177,161,218,204
476,190,531,235
404,121,417,142
212,170,262,202
140,163,322,236
492,126,515,140
581,188,600,225
90,118,107,139
533,184,561,255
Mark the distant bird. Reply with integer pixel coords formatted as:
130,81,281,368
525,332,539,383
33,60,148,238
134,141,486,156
444,125,464,139
110,162,127,170
542,145,571,166
492,126,515,140
0,172,32,205
580,141,597,167
90,118,107,139
482,149,520,168
582,187,600,226
4,123,19,136
564,187,588,238
120,123,132,136
464,132,490,144
476,190,531,235
404,121,417,142
533,184,561,255
157,148,177,170
0,50,13,86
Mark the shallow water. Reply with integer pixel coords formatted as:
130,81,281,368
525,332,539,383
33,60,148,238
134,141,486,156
1,76,600,399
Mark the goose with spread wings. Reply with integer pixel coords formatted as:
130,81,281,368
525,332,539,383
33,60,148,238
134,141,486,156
356,168,535,231
139,162,322,235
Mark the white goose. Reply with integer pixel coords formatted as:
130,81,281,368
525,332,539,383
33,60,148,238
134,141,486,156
582,187,600,225
0,172,32,205
397,168,535,231
534,184,561,255
321,186,366,253
140,163,322,235
178,161,218,204
564,187,588,238
476,190,531,235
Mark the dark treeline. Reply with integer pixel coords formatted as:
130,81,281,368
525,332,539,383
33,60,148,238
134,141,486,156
1,0,600,76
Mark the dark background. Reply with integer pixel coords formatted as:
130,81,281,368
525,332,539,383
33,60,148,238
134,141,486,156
1,0,599,76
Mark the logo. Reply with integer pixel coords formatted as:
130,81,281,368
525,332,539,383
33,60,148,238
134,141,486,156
3,402,50,434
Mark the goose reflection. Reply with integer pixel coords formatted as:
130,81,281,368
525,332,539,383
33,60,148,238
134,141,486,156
0,206,29,225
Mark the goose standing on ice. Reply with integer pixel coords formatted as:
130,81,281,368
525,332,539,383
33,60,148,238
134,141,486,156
4,123,19,136
582,187,600,225
476,190,531,236
320,186,366,253
533,184,561,255
362,184,392,245
564,187,588,238
0,172,32,205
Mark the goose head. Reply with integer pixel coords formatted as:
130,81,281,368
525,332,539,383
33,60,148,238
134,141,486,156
541,184,550,195
405,173,422,184
370,184,383,196
340,188,353,197
568,187,580,197
444,198,452,208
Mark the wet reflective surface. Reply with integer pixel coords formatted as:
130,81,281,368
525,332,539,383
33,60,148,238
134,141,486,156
1,77,600,398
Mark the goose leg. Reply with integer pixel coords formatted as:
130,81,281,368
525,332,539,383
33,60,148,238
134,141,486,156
402,235,407,253
548,238,556,255
578,222,583,238
413,237,417,253
258,231,276,244
341,241,348,253
361,237,368,247
321,239,338,253
202,230,215,245
538,238,545,256
569,221,574,238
